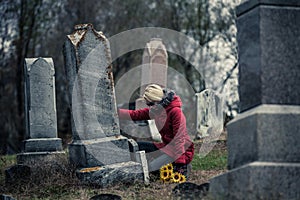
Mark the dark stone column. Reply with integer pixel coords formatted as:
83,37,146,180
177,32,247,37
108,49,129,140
209,1,300,199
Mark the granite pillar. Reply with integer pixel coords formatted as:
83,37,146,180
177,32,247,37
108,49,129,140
210,1,300,199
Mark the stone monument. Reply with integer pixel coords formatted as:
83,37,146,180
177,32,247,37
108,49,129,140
6,57,64,184
63,24,148,186
138,38,168,100
196,89,224,158
210,1,300,199
18,57,64,164
135,38,168,141
195,89,223,139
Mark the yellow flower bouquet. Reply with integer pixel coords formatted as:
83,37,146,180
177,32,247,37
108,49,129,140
159,163,186,183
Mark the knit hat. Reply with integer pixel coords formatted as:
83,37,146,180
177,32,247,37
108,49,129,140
143,84,164,103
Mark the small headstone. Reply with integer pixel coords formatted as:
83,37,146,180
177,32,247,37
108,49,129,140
139,38,168,95
195,89,223,139
17,57,64,164
136,38,168,141
0,195,16,200
5,164,31,184
90,194,122,200
172,182,209,200
24,58,58,139
135,150,150,184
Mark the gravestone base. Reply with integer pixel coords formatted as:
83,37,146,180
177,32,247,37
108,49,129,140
23,138,63,152
76,161,144,187
17,151,66,165
209,104,300,199
68,136,133,167
209,162,300,200
227,104,300,169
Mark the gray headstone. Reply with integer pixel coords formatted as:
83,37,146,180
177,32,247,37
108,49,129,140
195,89,224,158
135,151,149,184
64,24,129,166
135,38,168,142
64,24,119,141
90,194,122,200
195,89,223,138
0,195,16,200
139,38,168,95
172,182,209,200
210,1,300,199
63,24,147,186
24,58,58,138
19,57,63,162
5,164,31,184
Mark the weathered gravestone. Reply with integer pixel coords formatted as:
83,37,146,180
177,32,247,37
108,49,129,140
196,89,224,158
172,182,209,200
90,193,122,200
0,194,16,200
135,38,168,141
195,89,223,139
210,1,300,199
5,164,31,184
17,57,64,164
138,38,168,101
63,24,148,187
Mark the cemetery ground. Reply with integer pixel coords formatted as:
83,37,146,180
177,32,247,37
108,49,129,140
0,132,227,200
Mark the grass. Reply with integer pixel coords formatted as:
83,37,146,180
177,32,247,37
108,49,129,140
192,143,227,170
0,154,16,183
0,140,228,199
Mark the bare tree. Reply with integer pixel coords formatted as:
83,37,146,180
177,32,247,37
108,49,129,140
0,0,241,153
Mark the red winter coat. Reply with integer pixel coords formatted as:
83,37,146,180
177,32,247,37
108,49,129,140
118,95,194,164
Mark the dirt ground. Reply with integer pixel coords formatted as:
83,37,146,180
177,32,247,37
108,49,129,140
89,139,228,200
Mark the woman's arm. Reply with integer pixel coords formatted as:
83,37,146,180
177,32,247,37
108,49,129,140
118,108,151,121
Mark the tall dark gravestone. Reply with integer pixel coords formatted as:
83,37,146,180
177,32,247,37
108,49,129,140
63,24,147,187
210,1,300,199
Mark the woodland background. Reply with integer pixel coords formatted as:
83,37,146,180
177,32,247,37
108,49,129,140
0,0,241,154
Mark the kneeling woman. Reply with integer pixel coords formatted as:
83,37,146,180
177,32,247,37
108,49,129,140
118,84,194,177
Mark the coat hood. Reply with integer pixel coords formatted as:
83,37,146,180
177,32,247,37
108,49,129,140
165,95,182,111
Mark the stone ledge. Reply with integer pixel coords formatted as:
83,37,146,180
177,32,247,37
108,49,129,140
210,161,300,200
69,137,132,167
17,151,66,165
228,104,300,125
76,161,144,187
237,0,300,17
23,138,63,152
227,104,300,169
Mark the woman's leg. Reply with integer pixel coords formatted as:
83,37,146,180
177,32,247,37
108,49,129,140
137,141,174,172
137,141,158,153
148,153,174,172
